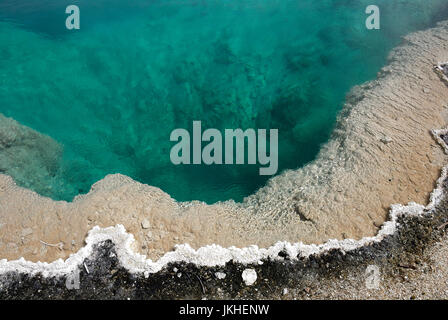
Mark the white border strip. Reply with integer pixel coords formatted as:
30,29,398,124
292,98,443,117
0,149,445,278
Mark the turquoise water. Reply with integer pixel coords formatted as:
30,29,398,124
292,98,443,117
0,0,447,203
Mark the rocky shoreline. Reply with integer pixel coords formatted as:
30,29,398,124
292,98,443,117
1,126,448,299
1,169,448,299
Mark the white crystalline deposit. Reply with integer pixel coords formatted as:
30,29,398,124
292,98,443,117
242,269,257,286
215,272,226,280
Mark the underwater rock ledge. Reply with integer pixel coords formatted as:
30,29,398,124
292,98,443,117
1,20,448,266
0,114,62,196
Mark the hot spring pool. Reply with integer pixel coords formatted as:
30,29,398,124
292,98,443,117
1,0,448,203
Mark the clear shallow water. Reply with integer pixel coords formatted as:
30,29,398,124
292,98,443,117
0,0,447,203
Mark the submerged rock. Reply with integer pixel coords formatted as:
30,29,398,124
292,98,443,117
0,113,62,196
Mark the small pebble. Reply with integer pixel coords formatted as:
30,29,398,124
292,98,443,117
242,269,257,286
141,219,150,229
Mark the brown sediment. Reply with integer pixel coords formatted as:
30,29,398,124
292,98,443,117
1,21,448,263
